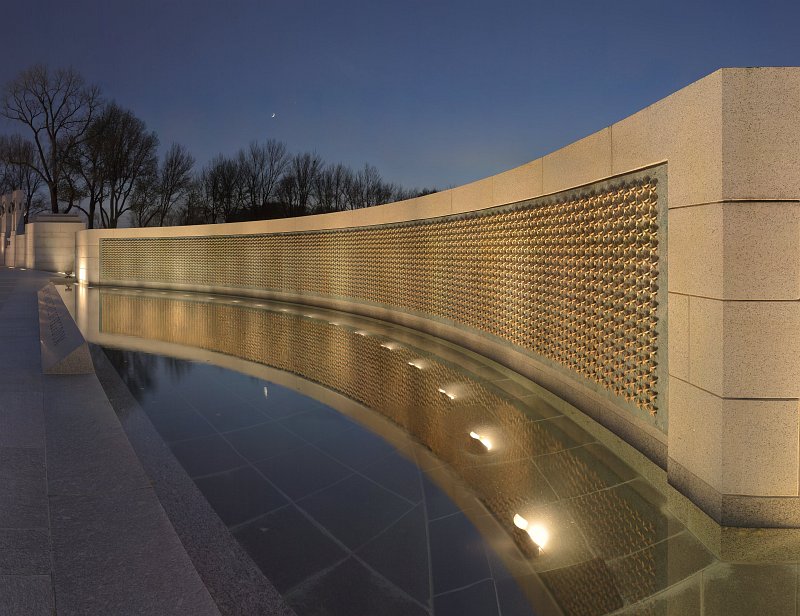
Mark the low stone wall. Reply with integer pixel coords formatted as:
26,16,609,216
75,67,800,527
12,233,25,268
25,213,85,273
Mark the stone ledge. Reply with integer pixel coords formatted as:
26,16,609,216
37,283,93,375
669,458,800,528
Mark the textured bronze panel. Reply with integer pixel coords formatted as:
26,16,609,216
100,169,665,422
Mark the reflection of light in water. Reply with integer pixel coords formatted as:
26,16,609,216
469,431,493,451
407,360,424,370
438,387,456,400
513,514,549,548
263,386,269,399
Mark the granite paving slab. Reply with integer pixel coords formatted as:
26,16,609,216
0,268,222,616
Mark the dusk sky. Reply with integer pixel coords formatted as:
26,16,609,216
1,0,797,190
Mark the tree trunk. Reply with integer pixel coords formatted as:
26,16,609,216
49,183,58,213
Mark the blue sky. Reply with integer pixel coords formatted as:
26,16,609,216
1,0,797,190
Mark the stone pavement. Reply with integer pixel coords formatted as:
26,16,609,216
0,267,220,615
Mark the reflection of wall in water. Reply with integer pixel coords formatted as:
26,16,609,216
99,169,666,429
100,291,662,611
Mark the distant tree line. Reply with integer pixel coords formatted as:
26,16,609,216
0,65,435,228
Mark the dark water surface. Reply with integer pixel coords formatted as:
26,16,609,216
71,286,799,616
104,351,536,616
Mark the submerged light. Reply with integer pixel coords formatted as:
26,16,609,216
469,431,493,451
513,514,549,549
437,387,456,400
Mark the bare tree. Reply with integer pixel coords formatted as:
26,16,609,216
313,163,352,213
179,178,210,225
343,163,396,209
97,103,158,228
131,143,194,227
0,134,45,222
62,104,119,228
237,139,287,218
198,155,243,223
156,143,194,226
393,185,438,201
279,152,321,216
1,65,101,213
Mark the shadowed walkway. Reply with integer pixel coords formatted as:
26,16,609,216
0,267,220,615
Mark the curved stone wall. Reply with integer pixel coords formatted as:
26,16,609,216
75,68,800,527
98,169,666,426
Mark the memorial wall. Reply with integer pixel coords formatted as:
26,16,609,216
74,68,800,527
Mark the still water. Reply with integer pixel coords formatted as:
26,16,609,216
65,285,800,616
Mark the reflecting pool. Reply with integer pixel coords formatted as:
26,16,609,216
65,285,800,616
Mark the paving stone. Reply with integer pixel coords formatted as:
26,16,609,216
46,429,152,496
50,489,219,616
0,447,48,529
234,505,347,593
0,392,44,448
254,443,352,501
433,579,499,616
356,504,431,604
223,421,307,463
287,557,428,616
0,575,54,616
298,474,414,550
170,433,245,478
429,512,491,595
0,529,50,575
195,466,288,526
